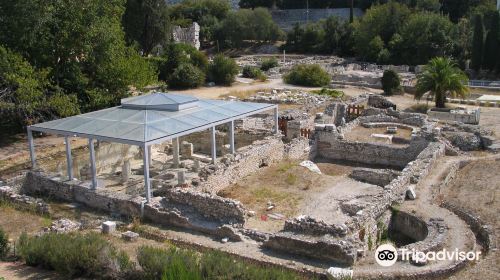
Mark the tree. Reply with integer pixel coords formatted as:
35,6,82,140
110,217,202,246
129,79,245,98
168,63,206,89
381,70,402,95
471,14,484,71
483,11,499,71
394,12,455,65
122,0,171,56
415,57,469,108
283,64,331,87
354,2,411,61
207,55,238,86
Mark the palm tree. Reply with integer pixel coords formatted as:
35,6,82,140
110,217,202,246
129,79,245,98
415,57,469,108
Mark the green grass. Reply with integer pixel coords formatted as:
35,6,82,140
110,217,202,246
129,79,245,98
285,173,297,185
277,162,295,172
311,88,345,98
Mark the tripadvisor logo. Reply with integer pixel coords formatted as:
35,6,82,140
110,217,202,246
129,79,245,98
375,244,398,267
375,244,482,267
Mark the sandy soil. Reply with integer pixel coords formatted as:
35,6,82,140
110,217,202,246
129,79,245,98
344,126,413,144
442,158,500,280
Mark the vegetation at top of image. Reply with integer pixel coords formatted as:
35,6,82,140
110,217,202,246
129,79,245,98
284,64,331,87
381,69,402,96
311,88,345,98
415,57,469,108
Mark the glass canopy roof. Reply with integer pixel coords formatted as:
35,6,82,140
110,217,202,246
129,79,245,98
30,93,276,145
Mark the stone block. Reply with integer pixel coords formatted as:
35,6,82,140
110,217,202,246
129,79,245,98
326,267,353,279
406,186,417,200
177,171,186,185
181,141,194,158
121,231,139,242
121,160,131,182
102,221,116,234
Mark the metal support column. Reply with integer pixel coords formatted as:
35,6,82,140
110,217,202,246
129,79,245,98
211,126,216,163
143,144,151,204
89,138,97,190
273,107,279,134
27,128,36,169
229,121,235,154
65,136,73,180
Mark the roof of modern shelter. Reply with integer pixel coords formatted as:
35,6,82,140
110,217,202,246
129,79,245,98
29,92,277,145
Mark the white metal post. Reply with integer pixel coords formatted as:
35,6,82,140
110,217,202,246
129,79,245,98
65,136,73,180
229,120,235,154
143,144,151,204
27,128,36,169
211,126,216,163
273,107,279,134
89,138,97,190
172,137,180,167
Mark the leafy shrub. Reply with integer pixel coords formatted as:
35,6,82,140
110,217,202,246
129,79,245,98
168,63,206,89
311,88,344,98
18,232,131,279
0,226,9,259
137,246,201,280
208,54,239,86
242,66,267,81
381,69,402,96
283,64,331,87
260,57,279,71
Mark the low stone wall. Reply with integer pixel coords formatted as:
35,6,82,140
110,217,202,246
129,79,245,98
350,168,402,187
0,185,50,215
389,210,429,243
162,188,246,224
283,216,348,237
201,136,309,194
264,233,357,266
316,131,428,169
428,108,480,125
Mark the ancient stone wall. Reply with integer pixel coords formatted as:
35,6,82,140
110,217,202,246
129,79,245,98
162,188,246,224
350,168,402,187
200,136,309,194
316,132,428,169
264,233,358,265
283,216,348,237
172,22,200,50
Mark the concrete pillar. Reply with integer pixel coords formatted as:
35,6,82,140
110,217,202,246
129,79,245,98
65,136,73,180
88,138,97,190
228,120,235,154
210,126,216,163
143,145,151,203
273,107,279,134
27,128,36,169
172,137,180,167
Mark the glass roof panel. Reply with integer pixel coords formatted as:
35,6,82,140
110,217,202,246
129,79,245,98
31,93,275,144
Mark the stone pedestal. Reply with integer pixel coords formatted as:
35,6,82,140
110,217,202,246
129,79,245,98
102,221,116,234
181,141,194,158
178,171,186,185
122,159,131,182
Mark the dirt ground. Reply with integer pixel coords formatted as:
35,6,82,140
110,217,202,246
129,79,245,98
442,158,500,280
219,160,383,233
344,126,413,144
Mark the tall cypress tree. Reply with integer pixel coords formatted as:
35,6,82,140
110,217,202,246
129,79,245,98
483,12,499,71
471,14,484,72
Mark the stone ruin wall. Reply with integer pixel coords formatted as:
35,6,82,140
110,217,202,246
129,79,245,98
172,22,200,50
200,136,310,194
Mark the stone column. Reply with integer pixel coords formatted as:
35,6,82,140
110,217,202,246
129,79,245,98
89,138,97,190
211,126,216,163
27,128,36,169
172,138,180,167
228,121,235,154
273,107,279,134
65,136,73,180
122,159,131,182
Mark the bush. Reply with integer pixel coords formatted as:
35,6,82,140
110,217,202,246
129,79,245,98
283,64,331,87
0,226,8,259
260,57,279,71
242,66,267,81
18,232,131,279
381,69,402,95
208,54,239,86
168,63,206,89
137,246,201,280
311,88,344,98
